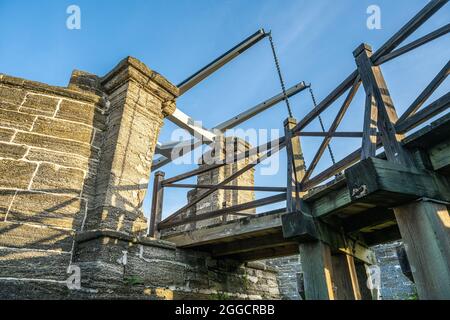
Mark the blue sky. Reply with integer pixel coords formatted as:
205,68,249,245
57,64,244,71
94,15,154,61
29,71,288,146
0,0,449,219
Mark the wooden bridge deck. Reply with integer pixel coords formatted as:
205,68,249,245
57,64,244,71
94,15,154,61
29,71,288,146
163,112,450,263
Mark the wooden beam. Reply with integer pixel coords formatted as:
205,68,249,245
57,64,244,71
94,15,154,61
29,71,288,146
148,171,165,239
162,212,285,247
396,92,450,134
345,157,450,204
282,211,376,265
398,60,449,123
161,144,284,224
363,225,401,246
178,29,267,94
375,23,450,65
214,82,309,132
394,200,450,299
354,43,414,167
211,232,293,257
303,148,363,190
163,183,287,192
167,108,216,142
284,118,305,212
343,207,396,233
371,0,449,63
161,136,285,185
159,193,286,230
299,241,336,300
227,243,299,262
292,71,359,135
297,132,364,138
361,93,378,160
331,254,362,300
429,139,450,174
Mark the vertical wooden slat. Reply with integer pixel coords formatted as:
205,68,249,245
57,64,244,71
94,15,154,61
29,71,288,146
284,118,305,212
149,171,165,238
361,92,378,160
299,241,336,300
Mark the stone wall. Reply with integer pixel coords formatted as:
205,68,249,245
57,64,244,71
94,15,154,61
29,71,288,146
373,241,416,300
0,57,280,300
265,242,417,300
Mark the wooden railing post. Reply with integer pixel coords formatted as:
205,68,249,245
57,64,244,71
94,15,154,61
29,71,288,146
283,118,305,212
149,171,165,238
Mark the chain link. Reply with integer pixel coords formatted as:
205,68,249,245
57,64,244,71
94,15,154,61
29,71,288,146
309,86,337,165
268,32,293,118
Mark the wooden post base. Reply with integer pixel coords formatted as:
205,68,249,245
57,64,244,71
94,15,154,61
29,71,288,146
394,199,450,300
299,241,369,300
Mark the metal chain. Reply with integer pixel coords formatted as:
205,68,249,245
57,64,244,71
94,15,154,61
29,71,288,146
268,32,293,118
309,86,337,165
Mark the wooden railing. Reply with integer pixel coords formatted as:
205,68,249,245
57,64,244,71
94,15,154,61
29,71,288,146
149,0,449,237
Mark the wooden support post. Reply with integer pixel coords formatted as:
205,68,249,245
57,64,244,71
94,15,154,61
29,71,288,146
284,118,306,212
361,92,378,160
149,171,165,238
354,43,414,167
331,254,362,300
299,241,336,300
393,199,450,299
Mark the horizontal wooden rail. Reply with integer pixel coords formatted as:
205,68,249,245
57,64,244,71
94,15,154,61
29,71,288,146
164,183,287,192
158,193,287,230
162,137,286,185
160,144,285,224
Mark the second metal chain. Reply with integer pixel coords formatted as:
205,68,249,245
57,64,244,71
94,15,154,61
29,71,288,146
309,86,337,165
268,32,293,118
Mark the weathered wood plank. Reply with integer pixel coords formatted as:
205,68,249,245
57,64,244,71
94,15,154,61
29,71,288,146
163,183,287,193
396,92,450,134
361,93,378,159
299,241,335,300
371,0,449,63
375,24,450,66
394,200,450,299
331,254,362,300
159,193,286,230
429,139,450,174
397,60,449,123
149,171,165,238
362,225,402,246
343,207,395,233
345,157,450,204
211,233,294,258
284,118,305,212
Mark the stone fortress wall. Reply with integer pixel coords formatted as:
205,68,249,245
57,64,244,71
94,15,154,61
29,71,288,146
0,57,279,299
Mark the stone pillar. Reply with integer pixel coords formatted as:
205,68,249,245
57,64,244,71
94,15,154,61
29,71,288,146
83,57,178,235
